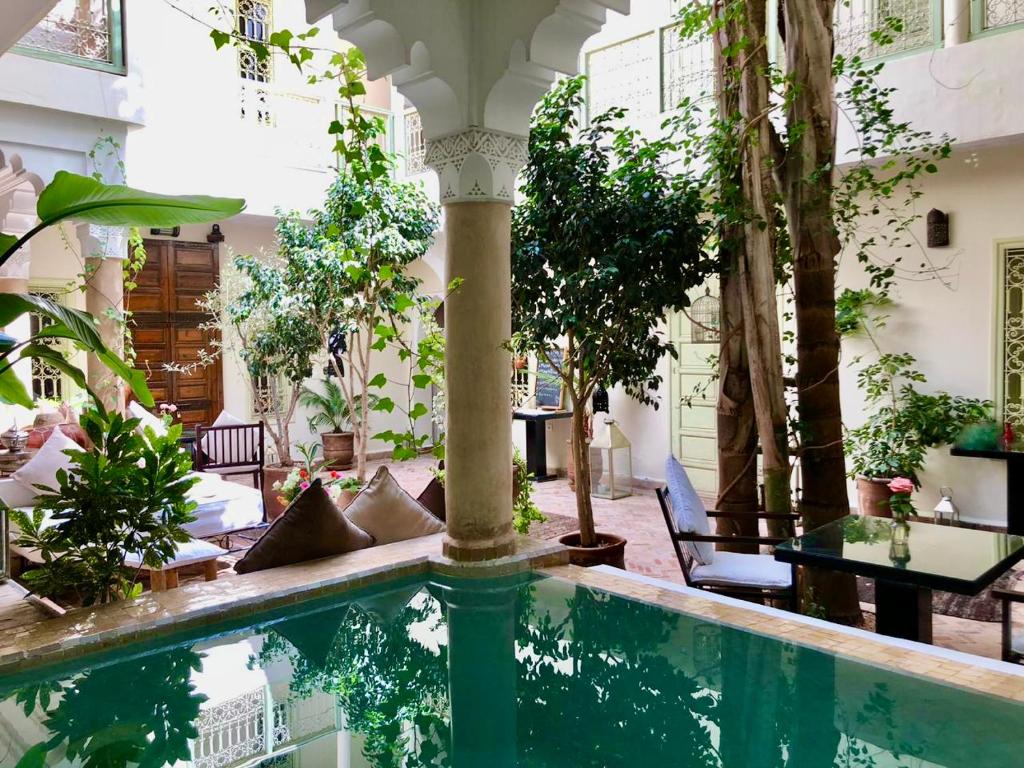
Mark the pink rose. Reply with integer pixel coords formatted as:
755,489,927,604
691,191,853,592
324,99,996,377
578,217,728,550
300,481,310,490
888,477,914,495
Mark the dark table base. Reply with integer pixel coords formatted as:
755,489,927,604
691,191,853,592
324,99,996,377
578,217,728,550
524,420,557,482
875,580,933,643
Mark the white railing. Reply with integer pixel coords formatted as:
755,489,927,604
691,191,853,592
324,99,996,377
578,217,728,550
834,0,938,58
17,0,119,66
981,0,1024,30
586,33,658,119
660,25,714,110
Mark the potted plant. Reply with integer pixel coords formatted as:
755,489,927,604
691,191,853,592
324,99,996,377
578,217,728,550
839,290,991,516
301,378,355,469
10,407,198,606
511,77,713,566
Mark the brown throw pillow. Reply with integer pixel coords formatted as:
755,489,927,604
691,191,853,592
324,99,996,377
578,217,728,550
235,478,374,574
417,476,445,522
345,465,446,545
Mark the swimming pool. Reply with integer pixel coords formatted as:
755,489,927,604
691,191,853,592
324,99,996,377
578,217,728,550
0,571,1019,767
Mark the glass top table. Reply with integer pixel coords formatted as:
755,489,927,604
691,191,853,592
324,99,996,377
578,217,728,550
775,515,1024,643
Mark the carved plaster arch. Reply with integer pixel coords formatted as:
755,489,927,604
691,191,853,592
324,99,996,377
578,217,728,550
0,150,44,282
310,0,631,202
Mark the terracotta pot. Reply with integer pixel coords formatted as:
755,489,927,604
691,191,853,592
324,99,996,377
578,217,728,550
558,531,627,569
856,476,894,518
333,489,358,511
322,431,354,469
263,464,294,521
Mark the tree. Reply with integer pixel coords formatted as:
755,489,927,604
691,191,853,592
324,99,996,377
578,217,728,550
512,77,714,547
276,168,438,481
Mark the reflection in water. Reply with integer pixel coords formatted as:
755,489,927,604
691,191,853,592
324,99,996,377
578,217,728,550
2,575,1022,767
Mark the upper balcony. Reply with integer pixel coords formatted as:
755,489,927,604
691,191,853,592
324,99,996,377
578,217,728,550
581,0,1024,158
13,0,125,74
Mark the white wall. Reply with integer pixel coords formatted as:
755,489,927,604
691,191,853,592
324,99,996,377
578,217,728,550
838,142,1024,525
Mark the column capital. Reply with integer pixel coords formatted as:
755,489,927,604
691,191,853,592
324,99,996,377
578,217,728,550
76,223,128,261
425,129,528,205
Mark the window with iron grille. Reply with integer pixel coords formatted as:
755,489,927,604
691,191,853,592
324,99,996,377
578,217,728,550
585,34,657,122
238,0,273,125
15,0,125,73
405,110,426,175
690,292,721,344
28,290,67,402
1001,247,1024,430
251,374,282,419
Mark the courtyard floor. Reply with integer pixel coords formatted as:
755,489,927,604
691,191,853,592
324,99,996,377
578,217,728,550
381,456,1009,661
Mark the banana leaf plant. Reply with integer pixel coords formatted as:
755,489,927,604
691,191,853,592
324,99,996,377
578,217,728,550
0,171,245,408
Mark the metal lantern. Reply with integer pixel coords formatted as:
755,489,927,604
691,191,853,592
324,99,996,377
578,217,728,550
589,417,633,500
933,486,960,526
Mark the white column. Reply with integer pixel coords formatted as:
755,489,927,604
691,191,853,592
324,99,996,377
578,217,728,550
944,0,971,46
77,223,128,410
426,129,528,561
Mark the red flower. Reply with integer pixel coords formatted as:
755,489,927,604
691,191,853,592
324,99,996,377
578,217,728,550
299,468,309,479
330,470,340,479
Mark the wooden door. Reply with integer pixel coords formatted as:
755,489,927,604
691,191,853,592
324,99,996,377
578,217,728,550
128,240,223,429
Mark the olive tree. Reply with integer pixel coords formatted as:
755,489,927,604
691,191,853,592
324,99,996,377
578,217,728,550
512,77,714,547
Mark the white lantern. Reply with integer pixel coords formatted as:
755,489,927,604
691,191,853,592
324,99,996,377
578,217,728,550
589,417,633,499
933,486,960,526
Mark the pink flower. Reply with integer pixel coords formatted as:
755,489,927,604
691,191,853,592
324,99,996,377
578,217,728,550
299,481,310,490
168,404,178,413
888,477,914,495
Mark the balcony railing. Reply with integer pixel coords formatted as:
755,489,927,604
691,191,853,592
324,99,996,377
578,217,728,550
977,0,1024,31
15,0,124,73
834,0,940,59
661,25,714,110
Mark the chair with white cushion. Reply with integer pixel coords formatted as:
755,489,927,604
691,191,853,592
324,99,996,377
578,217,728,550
658,456,799,610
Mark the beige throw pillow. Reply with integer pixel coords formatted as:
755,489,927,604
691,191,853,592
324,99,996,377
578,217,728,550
345,465,445,545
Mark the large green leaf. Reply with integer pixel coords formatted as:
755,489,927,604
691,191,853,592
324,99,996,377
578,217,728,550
0,367,32,408
0,172,246,262
97,349,154,407
37,171,246,229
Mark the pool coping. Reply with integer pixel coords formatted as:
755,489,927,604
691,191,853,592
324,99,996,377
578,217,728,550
0,533,568,673
540,564,1024,703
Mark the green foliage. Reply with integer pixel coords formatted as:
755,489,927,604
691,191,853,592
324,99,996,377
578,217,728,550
0,292,153,408
301,377,353,433
840,292,992,483
512,447,546,534
513,76,713,406
8,649,206,768
10,409,197,605
0,169,242,408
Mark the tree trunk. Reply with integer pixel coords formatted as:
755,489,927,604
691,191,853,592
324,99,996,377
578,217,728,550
784,0,860,622
571,404,597,547
716,246,760,554
735,0,793,535
711,12,758,552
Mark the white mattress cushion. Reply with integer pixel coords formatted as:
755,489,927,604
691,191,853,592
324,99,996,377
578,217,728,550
128,400,167,438
124,537,227,568
11,428,79,497
691,551,793,589
184,473,265,538
665,455,714,565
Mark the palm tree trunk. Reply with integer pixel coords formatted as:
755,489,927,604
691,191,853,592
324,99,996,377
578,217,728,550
784,0,860,622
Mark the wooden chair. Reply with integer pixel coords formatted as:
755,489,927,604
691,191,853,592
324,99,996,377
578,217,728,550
657,481,801,611
991,586,1024,663
195,421,265,493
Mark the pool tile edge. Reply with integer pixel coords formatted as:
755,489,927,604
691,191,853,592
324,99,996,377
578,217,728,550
541,564,1024,703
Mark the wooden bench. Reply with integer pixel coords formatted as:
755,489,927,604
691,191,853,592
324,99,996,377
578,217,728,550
10,537,227,592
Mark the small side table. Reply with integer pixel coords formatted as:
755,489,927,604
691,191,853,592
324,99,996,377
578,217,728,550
512,409,572,482
949,447,1024,535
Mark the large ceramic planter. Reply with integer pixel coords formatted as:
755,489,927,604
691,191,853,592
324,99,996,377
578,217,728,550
321,431,354,469
263,464,294,521
856,475,894,518
558,531,627,569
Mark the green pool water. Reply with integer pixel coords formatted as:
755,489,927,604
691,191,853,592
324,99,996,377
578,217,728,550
0,572,1020,767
